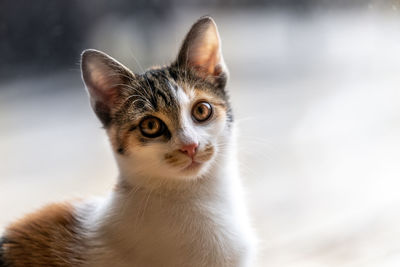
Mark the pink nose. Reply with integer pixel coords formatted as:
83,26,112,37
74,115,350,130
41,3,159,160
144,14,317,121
180,143,198,158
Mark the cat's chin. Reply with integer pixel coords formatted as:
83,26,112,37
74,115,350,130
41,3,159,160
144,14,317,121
182,161,202,172
176,160,212,179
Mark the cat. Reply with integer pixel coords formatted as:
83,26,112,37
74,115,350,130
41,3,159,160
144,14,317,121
0,16,255,267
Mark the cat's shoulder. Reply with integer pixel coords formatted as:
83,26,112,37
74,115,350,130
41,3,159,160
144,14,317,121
0,202,84,267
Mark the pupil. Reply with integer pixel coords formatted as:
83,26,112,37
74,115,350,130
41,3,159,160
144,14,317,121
198,106,204,114
148,121,154,129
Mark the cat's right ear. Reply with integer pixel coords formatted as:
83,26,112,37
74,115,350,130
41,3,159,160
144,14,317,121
175,16,228,89
81,49,135,127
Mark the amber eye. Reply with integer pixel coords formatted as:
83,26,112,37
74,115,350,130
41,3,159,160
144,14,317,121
192,101,213,122
139,117,165,138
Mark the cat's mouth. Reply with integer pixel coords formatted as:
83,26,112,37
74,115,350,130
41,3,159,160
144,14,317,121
164,144,215,174
181,151,213,173
183,160,202,171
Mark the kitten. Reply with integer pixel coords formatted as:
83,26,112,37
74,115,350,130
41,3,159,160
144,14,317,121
0,17,254,267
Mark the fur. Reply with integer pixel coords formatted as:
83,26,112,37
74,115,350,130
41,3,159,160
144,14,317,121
0,16,254,266
0,203,84,266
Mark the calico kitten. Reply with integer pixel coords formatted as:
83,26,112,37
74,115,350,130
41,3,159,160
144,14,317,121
0,17,254,267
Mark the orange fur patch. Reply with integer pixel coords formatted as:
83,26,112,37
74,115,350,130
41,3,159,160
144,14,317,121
1,203,84,266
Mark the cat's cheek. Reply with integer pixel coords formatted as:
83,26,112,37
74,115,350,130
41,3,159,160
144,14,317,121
212,106,228,132
203,118,226,142
107,126,139,156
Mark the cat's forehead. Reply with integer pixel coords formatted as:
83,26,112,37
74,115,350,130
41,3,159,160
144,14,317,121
113,67,224,129
114,69,183,125
131,69,202,110
117,70,177,114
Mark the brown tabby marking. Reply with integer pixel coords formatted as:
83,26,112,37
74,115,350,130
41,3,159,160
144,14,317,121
195,144,215,162
1,203,84,267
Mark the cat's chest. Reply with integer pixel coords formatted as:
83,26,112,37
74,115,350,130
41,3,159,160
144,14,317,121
93,196,247,267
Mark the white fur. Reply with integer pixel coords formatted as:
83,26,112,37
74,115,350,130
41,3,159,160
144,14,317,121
76,86,255,266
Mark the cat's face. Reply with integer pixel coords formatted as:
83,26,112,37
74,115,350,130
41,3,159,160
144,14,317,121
81,17,231,182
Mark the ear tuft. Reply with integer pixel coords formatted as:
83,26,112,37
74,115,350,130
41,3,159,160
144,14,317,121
176,16,227,81
81,49,134,126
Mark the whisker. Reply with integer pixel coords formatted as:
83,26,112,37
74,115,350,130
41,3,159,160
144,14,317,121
128,48,146,74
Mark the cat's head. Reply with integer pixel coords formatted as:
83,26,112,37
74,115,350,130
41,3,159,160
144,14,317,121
81,17,232,183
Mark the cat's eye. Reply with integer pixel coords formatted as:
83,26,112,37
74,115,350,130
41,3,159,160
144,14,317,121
192,101,213,122
139,117,165,138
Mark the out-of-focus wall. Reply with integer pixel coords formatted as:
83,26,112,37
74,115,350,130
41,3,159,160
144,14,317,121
0,0,393,80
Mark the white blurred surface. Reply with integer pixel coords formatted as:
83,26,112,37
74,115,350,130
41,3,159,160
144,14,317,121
1,10,400,266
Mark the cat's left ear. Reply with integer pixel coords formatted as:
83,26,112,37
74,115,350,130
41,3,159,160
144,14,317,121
176,16,228,87
81,49,135,127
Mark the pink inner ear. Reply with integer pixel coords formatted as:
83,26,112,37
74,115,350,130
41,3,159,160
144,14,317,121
87,62,121,105
187,24,222,77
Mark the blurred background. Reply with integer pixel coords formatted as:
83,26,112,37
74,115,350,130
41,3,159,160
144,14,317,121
1,0,400,266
